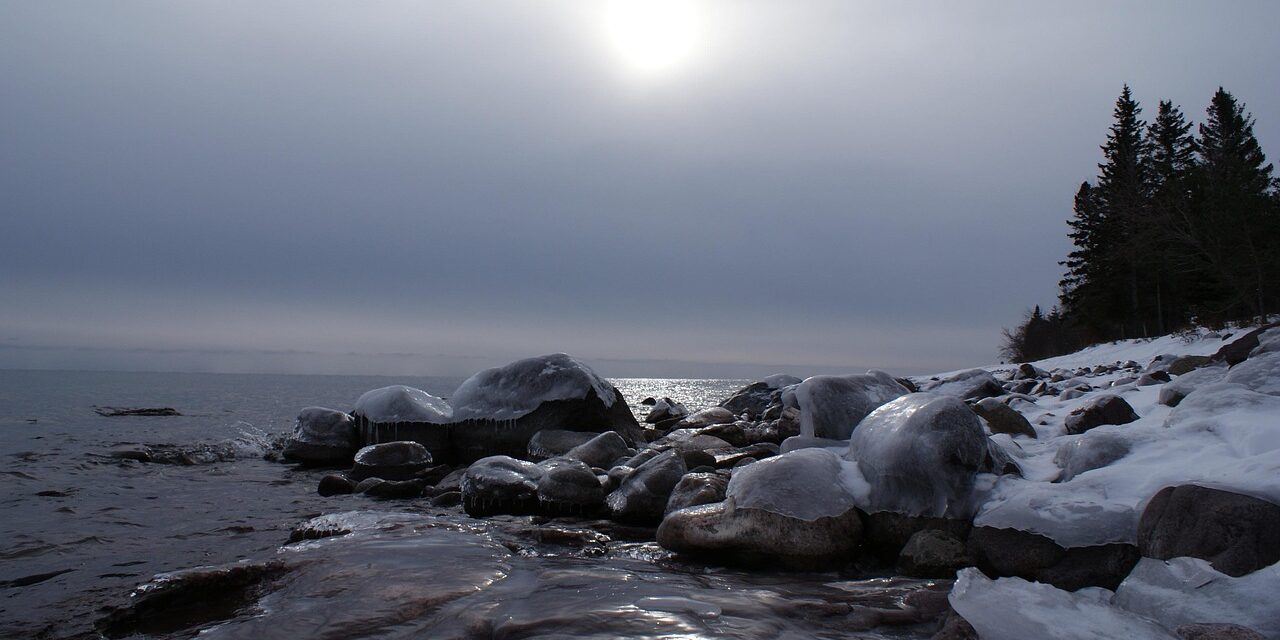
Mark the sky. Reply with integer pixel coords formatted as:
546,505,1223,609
2,1,1278,379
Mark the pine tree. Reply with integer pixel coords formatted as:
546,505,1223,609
1144,100,1199,332
1093,85,1151,337
1059,181,1113,339
1195,88,1277,320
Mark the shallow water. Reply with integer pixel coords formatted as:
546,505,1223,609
0,370,941,639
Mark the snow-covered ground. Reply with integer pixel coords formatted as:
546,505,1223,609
930,325,1280,639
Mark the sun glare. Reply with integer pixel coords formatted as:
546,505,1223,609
605,0,699,73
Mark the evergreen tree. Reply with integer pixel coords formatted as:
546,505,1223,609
1059,181,1114,339
1093,85,1151,337
1144,100,1200,332
1195,88,1277,320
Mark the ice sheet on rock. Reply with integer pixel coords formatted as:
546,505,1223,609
846,393,986,518
919,369,1000,399
975,383,1280,547
725,448,859,521
354,386,453,424
449,353,616,421
762,374,802,389
1251,327,1280,357
1223,351,1280,396
948,568,1177,640
794,372,907,440
1115,557,1280,638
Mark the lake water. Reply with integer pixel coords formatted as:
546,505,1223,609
0,369,944,639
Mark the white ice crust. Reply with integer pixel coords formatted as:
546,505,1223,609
449,353,616,421
354,386,453,424
1115,557,1280,638
762,373,803,389
725,448,861,521
794,371,907,440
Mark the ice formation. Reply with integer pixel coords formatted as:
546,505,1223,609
846,393,986,518
1114,557,1280,638
724,448,862,521
450,353,616,421
794,371,907,440
354,386,452,424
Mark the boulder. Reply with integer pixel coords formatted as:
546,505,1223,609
536,458,605,515
1212,322,1280,366
526,430,598,461
353,386,453,461
675,407,737,429
644,397,689,424
283,407,359,465
562,431,630,468
972,398,1036,438
1137,484,1280,577
920,369,1004,401
709,442,779,468
363,479,427,499
656,449,862,562
718,375,801,419
349,441,432,481
967,526,1140,591
460,455,544,517
1054,431,1130,482
898,529,969,578
445,354,644,463
317,474,356,496
1167,355,1213,376
860,511,971,561
1175,624,1266,640
664,472,728,515
795,372,909,440
847,393,987,519
605,450,687,524
1063,394,1138,435
1159,365,1228,407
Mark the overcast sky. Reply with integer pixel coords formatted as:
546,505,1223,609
1,1,1277,378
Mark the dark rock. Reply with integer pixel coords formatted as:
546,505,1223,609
353,477,384,493
664,472,728,515
96,560,287,639
641,397,657,406
644,397,689,424
606,450,686,524
862,512,970,561
718,382,775,419
921,370,1004,402
967,526,1139,590
931,609,978,640
349,441,432,481
1213,322,1279,366
656,501,862,565
562,431,630,468
710,442,780,468
317,474,356,497
94,406,181,417
898,529,969,578
1014,363,1045,380
1137,484,1280,577
283,407,359,466
526,430,598,460
677,449,716,470
1176,623,1266,640
1063,394,1138,435
435,468,466,493
460,455,544,517
414,464,453,485
674,407,736,429
980,439,1023,477
972,398,1036,438
536,458,605,515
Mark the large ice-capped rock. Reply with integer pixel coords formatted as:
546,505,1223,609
283,407,359,465
794,372,908,440
447,354,643,463
846,393,986,518
656,449,864,561
353,386,453,461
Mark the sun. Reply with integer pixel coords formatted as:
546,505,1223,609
604,0,699,73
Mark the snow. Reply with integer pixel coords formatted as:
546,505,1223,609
1223,351,1280,396
793,371,907,440
845,393,986,518
762,373,802,389
948,569,1177,640
449,353,616,421
725,448,860,521
354,386,452,424
1114,557,1280,638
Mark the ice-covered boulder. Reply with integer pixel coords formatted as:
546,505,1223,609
460,455,544,517
349,441,432,481
1212,322,1280,366
1115,557,1280,639
562,430,630,469
605,450,686,523
664,472,728,515
656,449,864,562
920,369,1004,401
1054,431,1131,482
283,407,359,465
446,354,643,463
1137,484,1280,577
1222,350,1280,396
353,386,453,460
948,569,1178,640
846,393,986,518
972,398,1036,438
1064,394,1139,435
794,371,908,440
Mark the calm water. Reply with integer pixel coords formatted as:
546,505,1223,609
0,370,943,639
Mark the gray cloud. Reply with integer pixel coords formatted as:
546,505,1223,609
2,1,1277,378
